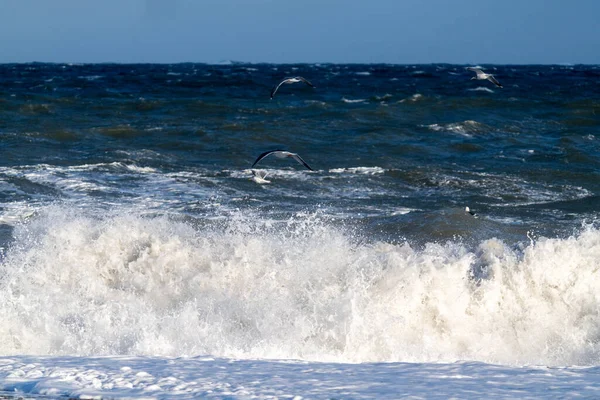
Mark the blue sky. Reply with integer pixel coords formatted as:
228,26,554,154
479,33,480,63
0,0,598,64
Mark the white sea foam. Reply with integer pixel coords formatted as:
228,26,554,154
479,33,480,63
2,356,600,399
231,168,315,181
0,202,36,225
144,126,164,132
461,171,591,206
468,86,495,93
399,93,424,103
423,120,485,137
355,71,371,76
0,164,232,224
329,167,385,175
62,162,157,174
428,170,591,206
390,207,415,216
2,206,600,367
342,97,367,104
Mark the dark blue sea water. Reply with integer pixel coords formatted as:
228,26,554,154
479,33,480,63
1,63,599,245
1,63,600,369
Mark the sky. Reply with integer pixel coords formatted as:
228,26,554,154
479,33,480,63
0,0,599,64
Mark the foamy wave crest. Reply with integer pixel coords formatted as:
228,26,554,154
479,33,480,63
2,206,600,366
469,87,495,93
342,97,367,104
231,169,315,181
329,167,385,175
423,120,488,137
399,94,424,103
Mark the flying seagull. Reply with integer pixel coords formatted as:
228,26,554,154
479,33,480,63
252,150,314,171
467,67,503,88
270,76,315,99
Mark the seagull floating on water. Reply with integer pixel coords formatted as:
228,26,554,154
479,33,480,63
467,67,503,88
465,206,477,217
270,76,315,99
252,150,314,171
251,170,271,184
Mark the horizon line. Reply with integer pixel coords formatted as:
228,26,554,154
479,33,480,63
0,61,595,66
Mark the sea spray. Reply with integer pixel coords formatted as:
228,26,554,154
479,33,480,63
1,206,600,366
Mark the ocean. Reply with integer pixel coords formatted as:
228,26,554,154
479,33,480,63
0,62,599,398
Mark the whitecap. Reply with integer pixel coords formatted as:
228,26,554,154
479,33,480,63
231,168,314,182
422,120,484,137
342,97,367,104
390,208,415,216
399,93,424,103
329,167,385,175
468,87,495,93
124,164,157,173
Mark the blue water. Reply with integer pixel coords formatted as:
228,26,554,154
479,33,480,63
1,63,600,371
1,63,599,247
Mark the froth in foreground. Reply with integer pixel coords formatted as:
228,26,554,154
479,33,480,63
1,206,600,366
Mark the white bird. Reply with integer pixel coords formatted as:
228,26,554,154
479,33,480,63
252,150,314,171
270,76,315,99
467,67,503,88
251,170,271,184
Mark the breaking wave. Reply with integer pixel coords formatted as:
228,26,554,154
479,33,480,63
1,206,600,366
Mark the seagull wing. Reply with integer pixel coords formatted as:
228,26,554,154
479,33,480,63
251,150,285,168
467,67,484,76
290,153,314,171
487,75,503,88
296,76,315,88
270,79,290,99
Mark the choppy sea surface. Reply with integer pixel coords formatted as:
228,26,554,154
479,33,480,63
1,63,600,398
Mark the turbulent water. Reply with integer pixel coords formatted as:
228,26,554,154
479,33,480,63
1,63,600,372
